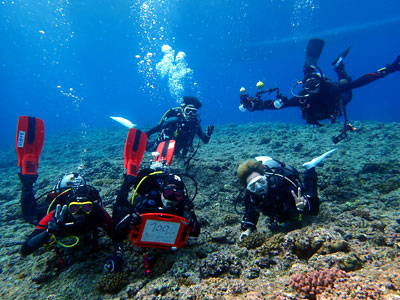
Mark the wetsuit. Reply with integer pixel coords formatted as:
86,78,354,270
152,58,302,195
112,169,200,239
241,167,319,231
21,186,117,256
146,107,210,156
246,59,399,125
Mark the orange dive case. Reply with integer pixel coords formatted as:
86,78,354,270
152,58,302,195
129,213,190,250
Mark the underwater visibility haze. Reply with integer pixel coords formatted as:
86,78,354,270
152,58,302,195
2,1,400,299
1,0,400,149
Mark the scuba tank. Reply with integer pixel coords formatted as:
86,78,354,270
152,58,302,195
255,156,300,190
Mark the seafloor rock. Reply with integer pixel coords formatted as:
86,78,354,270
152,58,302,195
1,121,400,299
199,251,242,278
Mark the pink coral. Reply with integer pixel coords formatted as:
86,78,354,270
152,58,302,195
290,267,348,299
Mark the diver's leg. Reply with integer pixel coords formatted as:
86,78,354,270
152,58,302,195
303,167,319,215
349,55,400,89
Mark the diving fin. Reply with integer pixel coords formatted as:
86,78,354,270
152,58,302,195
124,128,147,177
154,140,176,166
332,46,351,68
304,39,325,67
16,116,45,175
110,116,136,129
303,149,336,169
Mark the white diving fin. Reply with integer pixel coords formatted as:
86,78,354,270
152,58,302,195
110,116,136,129
303,149,337,169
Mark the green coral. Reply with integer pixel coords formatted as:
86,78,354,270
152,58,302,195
96,272,129,294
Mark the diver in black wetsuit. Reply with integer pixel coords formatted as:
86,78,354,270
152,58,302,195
239,39,400,143
146,96,214,156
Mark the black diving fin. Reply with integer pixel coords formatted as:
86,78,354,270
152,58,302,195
304,38,325,67
332,46,351,68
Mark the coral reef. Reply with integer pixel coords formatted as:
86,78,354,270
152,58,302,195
239,231,266,249
290,267,348,299
96,272,129,293
199,251,241,278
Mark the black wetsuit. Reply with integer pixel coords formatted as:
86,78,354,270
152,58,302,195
112,170,200,239
21,186,117,256
246,61,399,126
241,167,319,231
146,107,210,156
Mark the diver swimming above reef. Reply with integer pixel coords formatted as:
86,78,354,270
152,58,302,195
239,38,400,143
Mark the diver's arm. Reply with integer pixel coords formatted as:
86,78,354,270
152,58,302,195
21,230,50,256
196,125,211,144
302,168,320,215
21,212,54,256
256,96,301,110
241,194,259,231
114,175,137,213
146,124,162,137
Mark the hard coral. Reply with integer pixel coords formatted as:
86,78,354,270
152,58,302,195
290,267,348,300
96,272,129,294
239,231,266,249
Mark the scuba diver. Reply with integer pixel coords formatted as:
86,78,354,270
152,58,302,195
239,39,400,143
104,128,200,274
16,116,122,268
20,173,123,268
237,149,336,241
146,96,214,156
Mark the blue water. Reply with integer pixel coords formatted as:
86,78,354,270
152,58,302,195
1,0,399,150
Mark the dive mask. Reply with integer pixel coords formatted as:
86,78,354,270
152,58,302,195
163,186,184,202
68,201,93,215
183,106,198,119
247,175,268,196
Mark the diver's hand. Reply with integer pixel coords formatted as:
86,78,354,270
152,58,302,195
206,125,215,137
115,212,142,233
239,228,252,242
48,204,67,233
291,187,308,211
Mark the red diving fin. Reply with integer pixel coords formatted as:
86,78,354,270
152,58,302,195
16,116,45,175
124,128,147,176
154,140,176,166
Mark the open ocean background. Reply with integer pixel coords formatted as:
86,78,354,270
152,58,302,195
1,0,399,150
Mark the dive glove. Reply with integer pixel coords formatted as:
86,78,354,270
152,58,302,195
207,125,215,137
47,204,67,233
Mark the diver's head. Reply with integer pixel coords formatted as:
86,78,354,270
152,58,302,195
246,172,268,196
54,173,86,192
238,160,268,196
181,96,202,109
67,185,93,219
162,174,185,207
238,160,264,187
303,65,323,94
